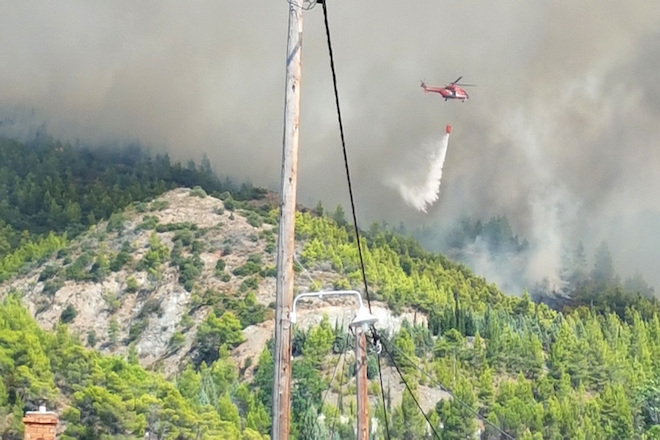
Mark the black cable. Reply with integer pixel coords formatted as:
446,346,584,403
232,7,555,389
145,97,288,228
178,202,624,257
321,1,390,440
375,353,391,437
328,341,349,440
386,340,517,440
320,333,349,411
320,0,372,311
320,2,391,439
380,341,443,440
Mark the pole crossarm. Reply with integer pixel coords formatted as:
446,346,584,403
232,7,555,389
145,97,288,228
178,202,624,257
290,290,368,324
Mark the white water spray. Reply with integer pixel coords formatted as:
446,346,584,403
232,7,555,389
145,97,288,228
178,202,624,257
395,128,451,213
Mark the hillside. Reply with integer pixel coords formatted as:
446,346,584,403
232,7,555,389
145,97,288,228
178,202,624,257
0,186,450,413
1,187,421,376
1,139,660,439
3,188,277,375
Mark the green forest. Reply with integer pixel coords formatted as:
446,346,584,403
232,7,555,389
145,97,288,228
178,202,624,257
1,137,660,439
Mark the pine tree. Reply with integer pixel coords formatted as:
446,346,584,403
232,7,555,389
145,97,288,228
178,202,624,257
391,385,428,440
437,378,477,439
599,383,634,439
299,403,329,440
478,367,495,418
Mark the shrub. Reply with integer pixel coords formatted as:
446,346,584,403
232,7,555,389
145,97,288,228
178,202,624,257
57,247,73,259
106,212,125,233
137,297,163,319
180,314,194,330
216,291,267,328
191,240,204,253
35,299,50,315
125,276,139,293
170,241,184,267
136,233,170,273
128,319,148,343
42,279,64,296
232,261,261,277
87,331,97,347
65,253,94,281
190,186,207,198
155,221,197,233
195,311,244,366
102,291,121,313
173,229,194,246
240,277,259,292
150,200,170,211
177,255,204,292
108,319,119,347
110,242,133,272
260,265,277,278
39,265,59,282
60,304,78,323
137,215,159,230
223,196,235,211
169,332,186,351
90,253,110,282
245,211,262,228
333,278,351,290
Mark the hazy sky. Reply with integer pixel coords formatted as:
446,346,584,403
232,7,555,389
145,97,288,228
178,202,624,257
2,1,659,291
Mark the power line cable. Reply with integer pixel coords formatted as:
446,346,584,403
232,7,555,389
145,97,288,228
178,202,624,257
375,353,390,439
328,338,350,440
385,339,517,440
319,0,371,309
320,1,391,437
379,340,443,440
320,331,350,411
294,255,318,287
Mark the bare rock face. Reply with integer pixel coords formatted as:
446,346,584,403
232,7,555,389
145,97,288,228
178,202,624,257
1,188,274,375
1,187,428,381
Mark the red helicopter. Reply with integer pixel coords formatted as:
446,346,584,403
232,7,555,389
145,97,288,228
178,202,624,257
420,76,475,102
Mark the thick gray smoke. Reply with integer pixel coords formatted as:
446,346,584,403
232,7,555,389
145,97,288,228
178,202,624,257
1,1,659,292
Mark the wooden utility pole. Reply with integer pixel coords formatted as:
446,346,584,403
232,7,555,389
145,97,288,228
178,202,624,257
272,1,303,439
355,326,369,440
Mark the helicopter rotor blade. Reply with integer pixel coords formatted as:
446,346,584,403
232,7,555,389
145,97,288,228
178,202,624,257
452,76,463,84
